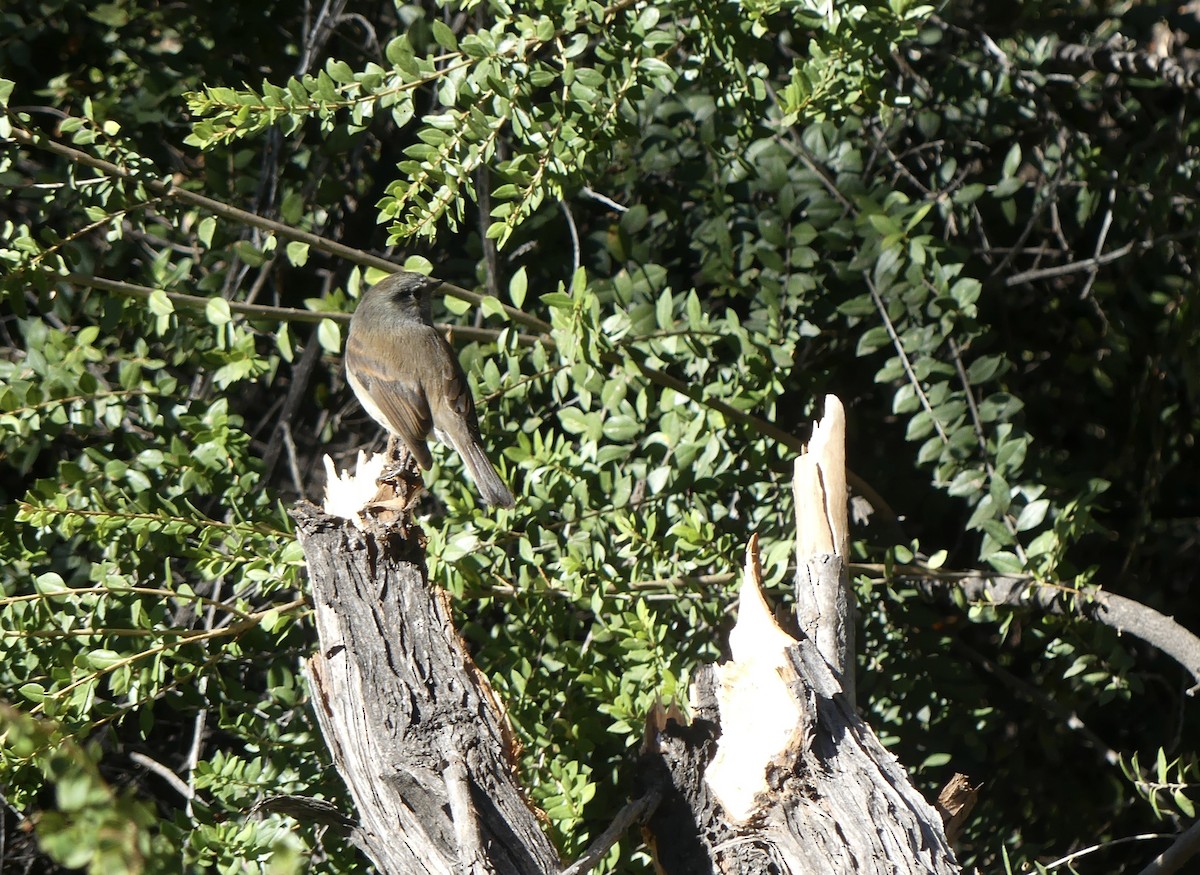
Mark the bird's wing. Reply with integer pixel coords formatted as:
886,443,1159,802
345,330,434,469
438,347,483,437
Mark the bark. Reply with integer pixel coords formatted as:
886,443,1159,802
293,501,559,875
293,396,961,874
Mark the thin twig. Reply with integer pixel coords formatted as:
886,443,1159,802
184,576,222,818
578,186,628,213
1003,242,1134,286
262,325,325,482
865,275,949,445
1078,179,1116,303
1042,833,1173,871
946,336,1026,563
559,787,663,875
560,199,581,277
130,751,194,802
60,271,542,346
477,165,500,302
282,422,306,499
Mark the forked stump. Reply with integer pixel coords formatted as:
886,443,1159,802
639,396,961,874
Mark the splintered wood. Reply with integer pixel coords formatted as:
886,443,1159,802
706,394,853,824
642,394,962,874
705,534,807,823
321,451,386,526
792,394,855,703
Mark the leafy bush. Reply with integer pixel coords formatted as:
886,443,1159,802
2,0,1198,872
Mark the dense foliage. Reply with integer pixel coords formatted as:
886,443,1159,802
2,0,1199,872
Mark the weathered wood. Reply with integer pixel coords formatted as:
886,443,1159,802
793,395,854,702
936,773,981,845
641,396,961,874
293,501,559,875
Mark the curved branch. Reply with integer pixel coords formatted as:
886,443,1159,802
1138,818,1200,875
60,271,541,347
1053,40,1200,93
911,572,1200,693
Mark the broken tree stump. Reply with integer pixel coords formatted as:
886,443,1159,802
640,396,962,874
291,454,559,875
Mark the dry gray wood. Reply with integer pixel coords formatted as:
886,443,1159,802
293,502,560,875
642,561,961,874
793,397,855,703
640,397,960,874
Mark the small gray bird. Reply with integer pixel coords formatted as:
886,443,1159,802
345,272,515,508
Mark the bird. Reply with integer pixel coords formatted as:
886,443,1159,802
344,272,515,508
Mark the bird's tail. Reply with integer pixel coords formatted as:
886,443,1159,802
455,434,515,508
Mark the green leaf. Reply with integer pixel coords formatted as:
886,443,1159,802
403,256,434,274
986,551,1024,573
509,266,528,308
87,649,124,669
431,20,458,51
1174,790,1195,818
1002,143,1021,179
481,295,507,319
326,59,355,84
317,318,342,353
541,292,573,310
18,682,45,703
276,321,294,363
147,290,174,317
558,407,591,436
1014,499,1049,532
655,289,673,329
205,297,232,326
198,216,217,248
966,355,1005,384
443,294,471,315
385,35,412,67
285,241,310,267
602,415,639,442
35,572,68,594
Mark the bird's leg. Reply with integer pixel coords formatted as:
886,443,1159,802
367,434,426,519
380,434,414,480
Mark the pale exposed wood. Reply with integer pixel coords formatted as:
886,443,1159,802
706,534,807,823
793,393,854,702
796,394,848,558
321,451,386,526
